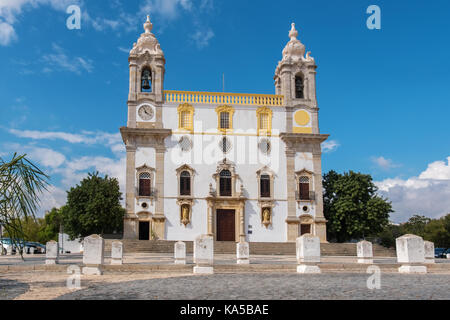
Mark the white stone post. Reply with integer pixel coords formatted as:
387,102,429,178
111,241,123,265
424,241,435,264
396,234,427,274
6,245,13,256
174,241,186,265
45,240,59,264
193,235,214,274
82,234,104,275
296,234,321,273
357,240,373,264
30,247,35,255
236,241,250,265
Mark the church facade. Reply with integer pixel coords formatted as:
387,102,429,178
120,16,329,243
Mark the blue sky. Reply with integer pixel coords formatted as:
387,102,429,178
0,0,449,223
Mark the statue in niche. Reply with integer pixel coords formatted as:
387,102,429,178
262,208,271,227
181,205,190,226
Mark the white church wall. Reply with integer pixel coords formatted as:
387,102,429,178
246,200,287,242
164,198,207,241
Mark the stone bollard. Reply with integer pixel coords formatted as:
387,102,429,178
193,235,214,274
30,247,35,255
357,240,373,264
236,241,250,265
174,241,186,265
296,234,321,274
82,234,104,275
111,241,123,265
424,241,435,264
396,234,427,274
45,241,59,264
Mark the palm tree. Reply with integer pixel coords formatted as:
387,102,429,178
0,153,49,256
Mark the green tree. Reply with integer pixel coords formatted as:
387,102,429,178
63,172,125,239
424,214,450,247
0,153,49,251
323,170,393,242
402,215,431,238
38,207,64,243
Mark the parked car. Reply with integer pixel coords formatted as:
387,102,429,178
1,238,28,254
445,248,450,259
435,248,447,258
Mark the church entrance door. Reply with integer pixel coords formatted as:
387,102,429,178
139,221,150,240
216,209,236,241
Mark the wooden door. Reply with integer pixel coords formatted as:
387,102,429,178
139,221,150,240
216,210,235,241
300,224,311,235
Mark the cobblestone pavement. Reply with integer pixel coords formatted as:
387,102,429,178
56,273,450,300
0,279,29,300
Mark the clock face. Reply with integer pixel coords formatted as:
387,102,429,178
138,105,154,121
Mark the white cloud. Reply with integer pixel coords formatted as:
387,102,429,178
140,0,192,20
42,43,93,75
371,156,401,170
0,21,16,45
322,140,339,153
191,28,214,48
37,185,67,217
26,147,66,168
375,157,450,223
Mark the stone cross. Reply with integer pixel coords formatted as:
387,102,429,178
111,241,123,265
296,234,321,273
193,235,214,274
423,241,435,264
396,234,427,274
174,241,186,265
82,234,104,275
236,241,250,264
357,240,373,264
45,240,59,265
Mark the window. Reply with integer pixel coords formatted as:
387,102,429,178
180,171,191,196
141,68,152,93
260,174,271,198
220,112,229,129
259,113,269,130
219,170,232,196
295,75,304,99
299,176,310,200
177,103,194,132
216,105,234,132
256,107,273,135
139,172,151,197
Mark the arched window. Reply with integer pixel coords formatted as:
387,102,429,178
295,75,304,99
260,174,271,198
139,172,151,196
299,176,310,200
180,171,191,196
219,170,232,196
141,68,152,92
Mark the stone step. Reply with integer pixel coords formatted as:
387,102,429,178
104,240,396,257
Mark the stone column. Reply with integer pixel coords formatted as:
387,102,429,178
207,201,214,236
153,143,166,240
45,241,59,265
111,241,123,265
312,149,327,243
193,235,214,274
357,240,373,264
82,234,105,275
239,203,246,242
237,242,250,264
424,241,435,264
285,147,299,242
396,234,427,274
124,145,137,239
307,69,317,102
296,234,321,273
174,241,186,265
128,62,137,101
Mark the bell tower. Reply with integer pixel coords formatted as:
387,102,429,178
274,23,319,134
127,16,166,129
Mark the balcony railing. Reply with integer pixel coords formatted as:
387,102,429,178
136,188,157,198
164,90,284,107
295,191,315,201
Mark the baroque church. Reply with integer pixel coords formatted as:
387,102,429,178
120,16,329,243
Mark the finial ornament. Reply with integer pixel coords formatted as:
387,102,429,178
289,23,298,40
144,15,153,34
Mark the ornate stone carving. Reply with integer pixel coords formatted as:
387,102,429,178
130,16,164,57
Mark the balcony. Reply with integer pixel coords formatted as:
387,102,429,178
164,90,284,107
295,191,315,201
